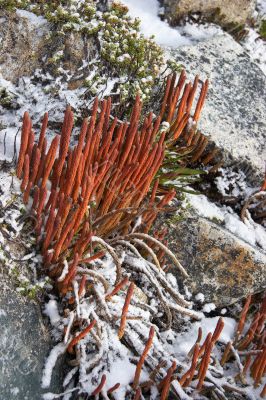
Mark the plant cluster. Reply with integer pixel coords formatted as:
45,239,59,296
14,70,233,399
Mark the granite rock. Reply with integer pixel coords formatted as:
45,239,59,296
169,33,266,184
165,213,266,307
0,271,64,399
163,0,256,28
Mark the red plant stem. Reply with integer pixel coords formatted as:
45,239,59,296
133,387,141,400
197,334,213,391
186,75,199,113
175,82,191,125
92,374,107,396
42,210,56,252
179,343,200,387
36,187,47,217
40,135,60,189
81,251,105,264
159,75,171,118
31,186,40,210
212,317,224,344
17,111,31,178
261,383,266,398
133,326,155,389
243,354,252,375
173,114,190,140
38,112,48,153
237,295,252,337
34,137,47,185
67,319,96,354
26,130,35,164
253,347,266,385
238,312,260,350
23,181,32,204
118,282,135,339
78,275,87,298
107,383,120,394
61,253,80,289
65,118,88,197
21,154,29,192
52,209,78,261
30,147,41,184
194,80,209,122
106,277,129,300
160,361,177,400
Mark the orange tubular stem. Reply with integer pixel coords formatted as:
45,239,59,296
92,374,107,396
67,319,96,354
118,282,135,339
160,361,177,400
133,326,155,389
106,277,129,301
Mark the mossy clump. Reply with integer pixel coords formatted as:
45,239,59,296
0,0,29,11
0,0,171,112
99,3,164,102
259,19,266,39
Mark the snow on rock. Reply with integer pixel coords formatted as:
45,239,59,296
16,9,47,27
42,343,67,389
186,193,224,221
186,192,266,252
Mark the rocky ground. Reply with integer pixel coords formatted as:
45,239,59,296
0,1,265,399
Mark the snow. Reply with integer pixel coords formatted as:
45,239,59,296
105,358,136,399
258,0,266,14
10,387,19,395
122,0,191,47
186,193,224,221
0,2,265,397
16,9,47,26
186,192,266,251
0,309,7,317
42,342,67,389
242,27,266,75
202,303,216,313
224,213,256,247
173,316,236,356
195,293,205,303
44,300,61,327
123,0,222,48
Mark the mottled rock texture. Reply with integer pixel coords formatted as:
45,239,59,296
163,0,255,28
0,271,64,399
165,213,266,307
170,33,266,184
0,10,96,86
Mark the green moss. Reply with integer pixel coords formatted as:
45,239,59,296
259,20,266,39
0,88,13,108
0,0,29,11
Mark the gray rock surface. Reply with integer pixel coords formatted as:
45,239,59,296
164,212,266,307
0,271,64,399
170,33,266,184
163,0,255,27
0,10,50,83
